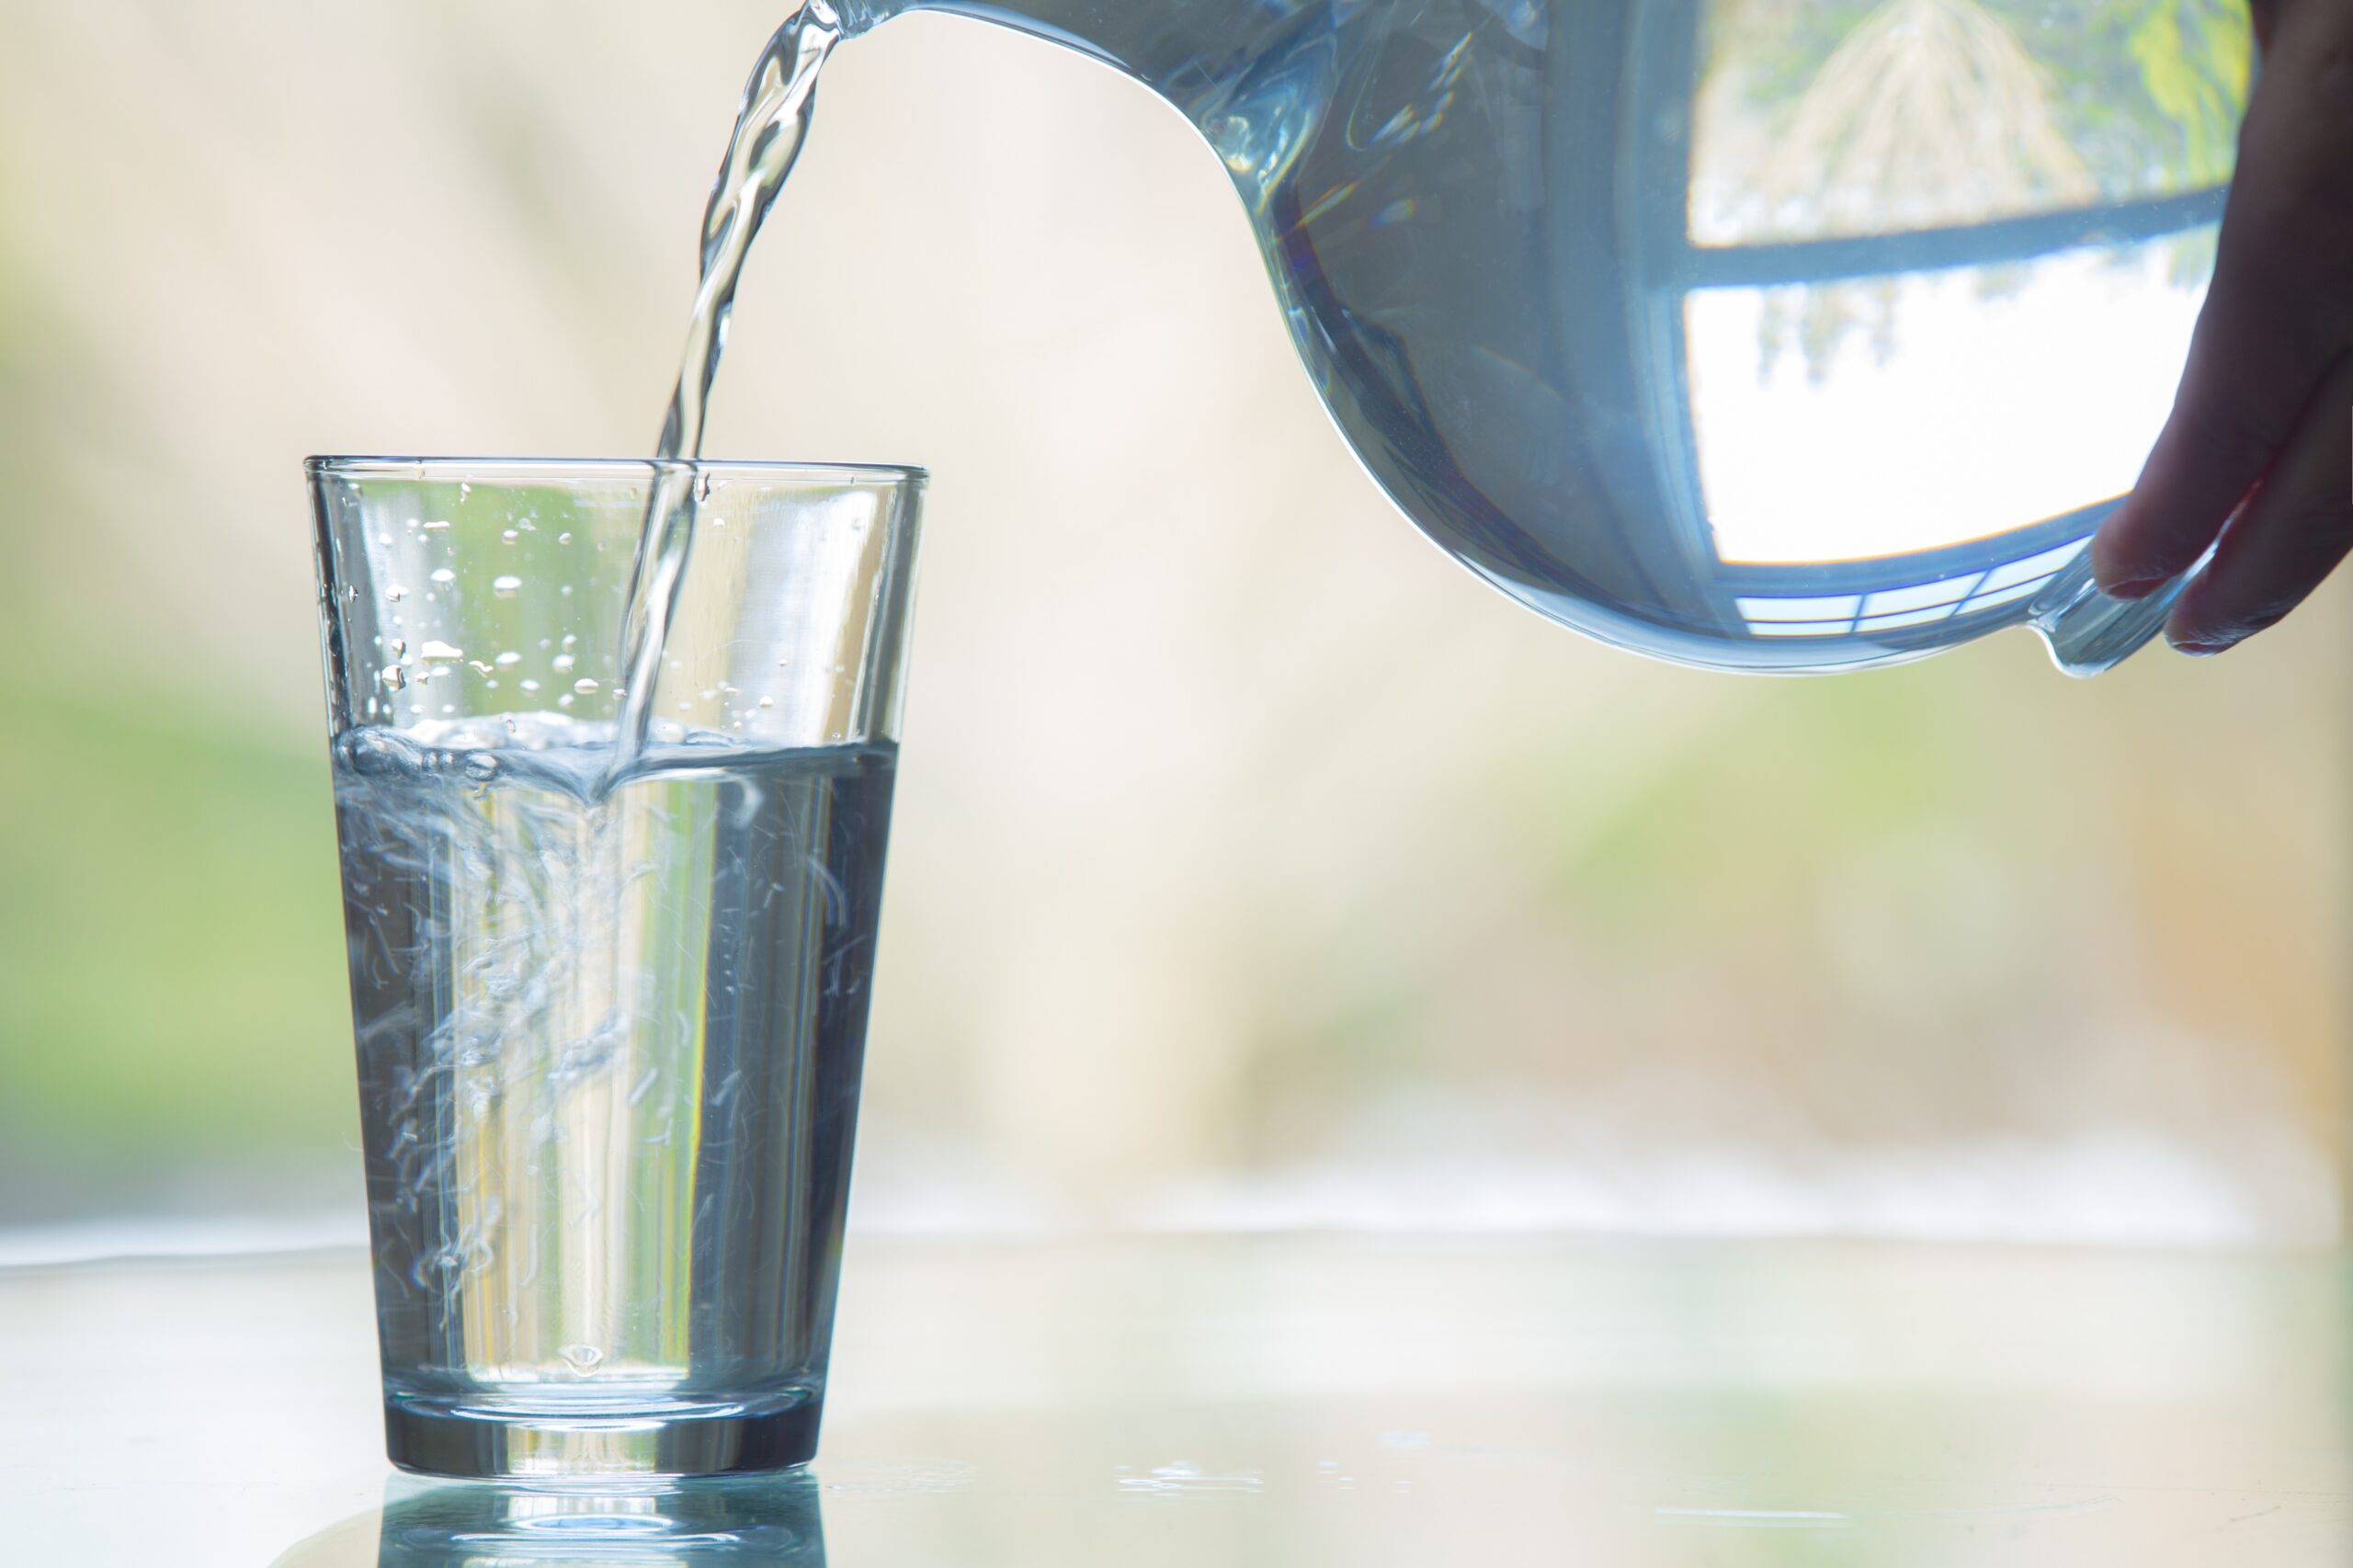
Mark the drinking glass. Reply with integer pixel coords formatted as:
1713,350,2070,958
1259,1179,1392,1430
309,457,924,1479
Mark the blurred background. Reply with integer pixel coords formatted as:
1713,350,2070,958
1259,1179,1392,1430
0,0,2342,1252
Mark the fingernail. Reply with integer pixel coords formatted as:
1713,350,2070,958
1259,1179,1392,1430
2167,634,2233,658
2103,573,2171,600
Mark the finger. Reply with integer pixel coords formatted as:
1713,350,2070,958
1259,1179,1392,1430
2165,350,2353,653
2091,1,2353,597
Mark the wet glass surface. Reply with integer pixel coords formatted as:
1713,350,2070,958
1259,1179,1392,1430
6,1233,2350,1564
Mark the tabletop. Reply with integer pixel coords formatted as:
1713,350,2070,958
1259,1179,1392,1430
7,1232,2350,1565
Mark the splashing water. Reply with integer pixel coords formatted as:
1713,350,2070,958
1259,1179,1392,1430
610,1,842,780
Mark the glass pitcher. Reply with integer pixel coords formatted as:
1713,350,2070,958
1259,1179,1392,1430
827,0,2250,673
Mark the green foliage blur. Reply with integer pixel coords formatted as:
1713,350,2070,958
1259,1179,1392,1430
0,661,350,1217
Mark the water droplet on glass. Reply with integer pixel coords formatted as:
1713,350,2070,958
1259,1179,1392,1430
574,677,599,695
756,694,774,709
463,754,499,780
379,665,407,691
459,483,472,500
557,693,574,709
551,654,575,674
492,574,522,597
468,660,494,676
694,472,714,504
558,1343,605,1374
429,568,455,585
518,678,541,693
422,518,450,532
561,633,578,649
418,640,464,661
404,517,420,532
386,585,405,602
389,639,407,658
557,531,574,545
501,528,518,543
560,585,573,597
494,651,520,667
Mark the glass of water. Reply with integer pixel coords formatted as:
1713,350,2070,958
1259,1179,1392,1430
309,457,924,1479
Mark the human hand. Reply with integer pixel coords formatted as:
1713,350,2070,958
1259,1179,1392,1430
2090,0,2353,654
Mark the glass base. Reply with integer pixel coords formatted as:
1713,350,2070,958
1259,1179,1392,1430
385,1391,823,1480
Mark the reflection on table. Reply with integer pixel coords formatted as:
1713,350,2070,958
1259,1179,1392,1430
5,1233,2349,1565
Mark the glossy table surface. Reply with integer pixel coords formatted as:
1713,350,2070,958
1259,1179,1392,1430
7,1233,2351,1564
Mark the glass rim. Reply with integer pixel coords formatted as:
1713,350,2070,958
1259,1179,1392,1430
306,454,927,487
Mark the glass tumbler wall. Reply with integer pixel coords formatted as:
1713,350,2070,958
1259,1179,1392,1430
310,459,925,1479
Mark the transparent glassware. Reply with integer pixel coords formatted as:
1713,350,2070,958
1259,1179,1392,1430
833,0,2248,672
310,458,924,1479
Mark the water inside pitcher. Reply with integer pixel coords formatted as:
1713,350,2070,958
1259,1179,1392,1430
835,0,2250,673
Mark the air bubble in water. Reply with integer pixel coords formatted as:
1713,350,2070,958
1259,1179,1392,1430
757,694,773,709
501,528,518,543
492,574,522,597
429,568,455,585
422,518,450,532
558,1343,605,1374
557,531,573,545
463,754,499,780
494,651,520,667
519,678,540,692
562,634,577,649
557,693,574,709
551,653,575,674
574,677,599,695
